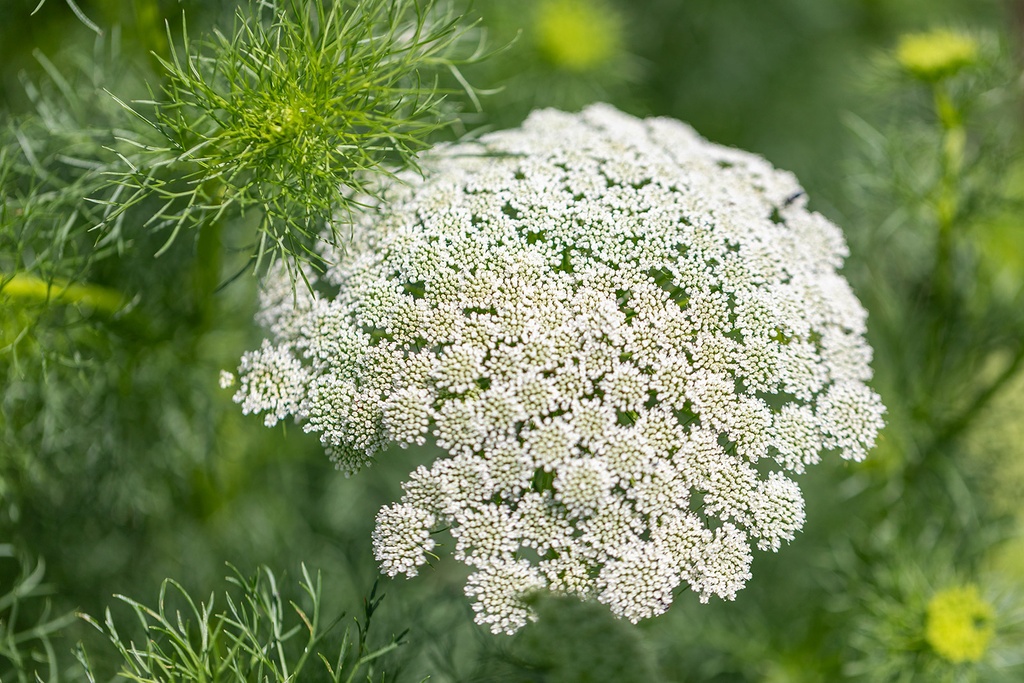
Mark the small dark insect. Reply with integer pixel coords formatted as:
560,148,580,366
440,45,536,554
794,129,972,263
783,190,806,207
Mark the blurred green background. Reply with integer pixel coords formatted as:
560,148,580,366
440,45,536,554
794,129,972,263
2,0,1024,681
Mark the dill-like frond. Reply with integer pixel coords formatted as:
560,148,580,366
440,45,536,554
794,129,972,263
100,0,484,280
0,549,77,683
30,0,102,35
1,40,132,294
79,567,408,683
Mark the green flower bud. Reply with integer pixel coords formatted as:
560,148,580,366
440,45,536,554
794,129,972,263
896,29,979,82
925,584,995,663
534,0,623,72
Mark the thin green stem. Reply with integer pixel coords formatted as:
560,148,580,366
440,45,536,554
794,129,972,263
343,641,402,683
931,82,965,304
923,341,1024,458
1,273,125,314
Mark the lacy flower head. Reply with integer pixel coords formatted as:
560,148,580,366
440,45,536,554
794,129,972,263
229,104,885,634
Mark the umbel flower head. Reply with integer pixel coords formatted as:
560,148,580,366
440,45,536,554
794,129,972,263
229,104,885,634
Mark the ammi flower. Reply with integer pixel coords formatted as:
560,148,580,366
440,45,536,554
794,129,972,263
230,104,885,633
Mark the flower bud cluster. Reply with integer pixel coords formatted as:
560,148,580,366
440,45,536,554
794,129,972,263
230,104,885,633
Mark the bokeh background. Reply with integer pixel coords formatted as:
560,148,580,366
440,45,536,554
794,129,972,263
3,0,1024,680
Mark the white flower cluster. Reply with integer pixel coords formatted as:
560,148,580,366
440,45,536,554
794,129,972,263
230,104,885,634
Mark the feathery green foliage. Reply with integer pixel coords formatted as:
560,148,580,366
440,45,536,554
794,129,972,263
844,28,1024,477
0,548,77,683
1,40,131,291
100,0,484,279
31,0,102,34
79,566,415,683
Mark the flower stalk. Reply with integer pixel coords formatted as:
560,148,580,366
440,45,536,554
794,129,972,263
933,81,966,304
1,272,125,314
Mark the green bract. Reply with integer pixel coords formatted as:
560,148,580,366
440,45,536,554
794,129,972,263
102,0,483,276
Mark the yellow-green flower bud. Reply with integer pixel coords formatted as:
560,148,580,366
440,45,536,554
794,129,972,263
533,0,623,72
924,584,995,663
896,29,979,82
